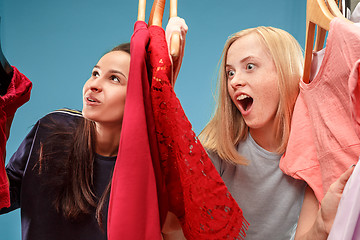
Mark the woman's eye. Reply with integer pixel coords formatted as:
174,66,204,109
246,63,255,70
92,71,100,77
227,70,235,78
111,76,121,83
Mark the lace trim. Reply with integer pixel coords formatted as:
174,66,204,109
148,25,249,240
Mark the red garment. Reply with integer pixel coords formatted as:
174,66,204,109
0,66,32,209
148,25,249,240
107,21,163,240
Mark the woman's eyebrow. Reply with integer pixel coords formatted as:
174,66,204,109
239,55,257,63
109,70,127,79
93,65,127,79
226,56,258,67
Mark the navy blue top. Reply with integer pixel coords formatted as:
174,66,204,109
0,109,116,240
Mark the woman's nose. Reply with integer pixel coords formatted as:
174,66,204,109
229,74,245,89
89,78,103,92
91,85,101,92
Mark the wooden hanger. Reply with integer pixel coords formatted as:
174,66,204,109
148,0,166,27
138,0,146,21
169,0,180,57
326,0,353,20
314,0,353,52
148,0,180,57
138,0,180,57
303,0,335,84
138,0,166,26
303,0,354,83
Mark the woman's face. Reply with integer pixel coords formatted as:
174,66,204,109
82,51,130,127
226,33,280,135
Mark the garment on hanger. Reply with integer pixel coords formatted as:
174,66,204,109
328,61,360,240
280,18,360,202
107,21,164,240
350,2,360,23
350,62,360,137
309,48,326,82
148,24,249,239
343,0,352,18
0,66,32,209
310,23,360,83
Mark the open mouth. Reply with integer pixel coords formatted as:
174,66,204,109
237,94,253,112
87,97,96,102
85,94,100,104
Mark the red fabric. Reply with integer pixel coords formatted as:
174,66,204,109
107,21,163,240
148,25,249,240
0,66,32,209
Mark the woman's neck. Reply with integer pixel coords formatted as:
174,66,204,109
94,123,121,157
249,126,279,153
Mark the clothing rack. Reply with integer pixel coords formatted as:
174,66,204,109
303,0,351,83
138,0,180,57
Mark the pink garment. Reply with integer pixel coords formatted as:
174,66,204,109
328,160,360,240
107,21,163,240
350,62,360,137
0,66,32,209
280,18,360,202
328,62,360,240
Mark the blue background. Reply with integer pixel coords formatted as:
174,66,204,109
0,0,306,239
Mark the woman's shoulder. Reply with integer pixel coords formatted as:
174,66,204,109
42,108,82,119
205,148,226,173
38,108,83,129
46,108,82,117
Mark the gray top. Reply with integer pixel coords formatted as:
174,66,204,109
208,134,306,240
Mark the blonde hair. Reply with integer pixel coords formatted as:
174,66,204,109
199,26,303,165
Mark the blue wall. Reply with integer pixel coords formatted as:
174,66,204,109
0,0,306,239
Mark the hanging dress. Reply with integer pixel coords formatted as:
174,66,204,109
148,24,249,240
0,66,31,209
107,21,165,240
328,62,360,240
280,18,360,202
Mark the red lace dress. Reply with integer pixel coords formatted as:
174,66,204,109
0,66,32,209
148,25,249,239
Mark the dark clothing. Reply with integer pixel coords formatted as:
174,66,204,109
0,109,115,240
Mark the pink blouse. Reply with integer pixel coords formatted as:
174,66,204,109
280,18,360,202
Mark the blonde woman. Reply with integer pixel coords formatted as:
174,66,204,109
199,27,353,239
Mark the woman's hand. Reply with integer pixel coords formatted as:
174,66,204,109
319,165,355,234
165,17,188,86
295,165,355,240
161,211,186,240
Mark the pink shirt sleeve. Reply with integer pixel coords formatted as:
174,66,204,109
280,92,324,201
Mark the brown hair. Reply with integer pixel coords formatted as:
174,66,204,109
38,43,130,229
198,27,303,165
